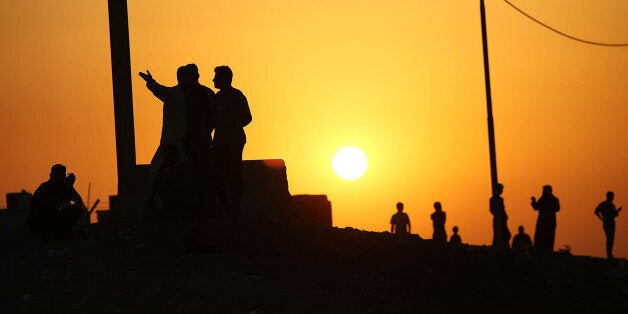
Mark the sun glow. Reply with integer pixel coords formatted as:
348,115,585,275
332,146,368,181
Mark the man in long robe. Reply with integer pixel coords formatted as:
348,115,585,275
531,185,560,252
139,66,190,184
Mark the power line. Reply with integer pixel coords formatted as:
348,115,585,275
502,0,628,47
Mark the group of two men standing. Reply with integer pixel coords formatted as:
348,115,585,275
139,64,252,216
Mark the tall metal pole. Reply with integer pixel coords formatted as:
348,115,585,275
481,0,499,195
107,0,137,195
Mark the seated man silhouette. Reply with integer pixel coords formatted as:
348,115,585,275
390,202,411,235
449,226,462,244
27,164,85,240
512,225,532,251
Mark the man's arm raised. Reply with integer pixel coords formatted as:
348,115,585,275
138,70,154,82
139,70,169,101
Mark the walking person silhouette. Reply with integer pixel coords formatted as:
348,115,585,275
390,202,411,235
595,191,622,259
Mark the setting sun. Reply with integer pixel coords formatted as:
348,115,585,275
332,146,368,181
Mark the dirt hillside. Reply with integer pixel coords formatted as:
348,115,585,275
1,209,626,314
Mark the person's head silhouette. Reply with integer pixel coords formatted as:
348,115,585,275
185,63,200,83
396,202,404,213
453,226,459,234
213,65,233,90
50,164,66,183
494,183,504,196
607,191,614,202
518,225,525,234
434,202,442,212
176,65,188,87
542,185,553,195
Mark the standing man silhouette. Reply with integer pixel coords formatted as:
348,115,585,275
531,185,560,252
490,183,511,248
139,66,191,184
140,65,215,215
180,64,215,212
595,191,622,259
211,66,252,215
390,202,411,235
181,64,215,169
430,202,447,242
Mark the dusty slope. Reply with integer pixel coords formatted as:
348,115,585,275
1,209,627,314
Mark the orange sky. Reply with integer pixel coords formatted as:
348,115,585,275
0,0,626,258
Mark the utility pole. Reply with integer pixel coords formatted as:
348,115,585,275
106,0,150,221
480,0,499,195
107,0,136,196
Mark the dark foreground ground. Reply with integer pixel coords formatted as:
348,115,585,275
1,208,627,314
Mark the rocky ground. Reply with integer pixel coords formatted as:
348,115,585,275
1,208,627,314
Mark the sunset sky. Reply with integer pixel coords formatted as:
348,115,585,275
0,0,626,258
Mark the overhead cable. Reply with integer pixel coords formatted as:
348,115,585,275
502,0,628,47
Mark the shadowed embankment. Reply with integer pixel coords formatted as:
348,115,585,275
1,208,626,314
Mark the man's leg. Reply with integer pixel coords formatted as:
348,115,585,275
213,145,230,212
492,220,500,247
148,145,165,184
226,142,245,214
493,219,508,248
503,224,511,248
603,220,615,258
